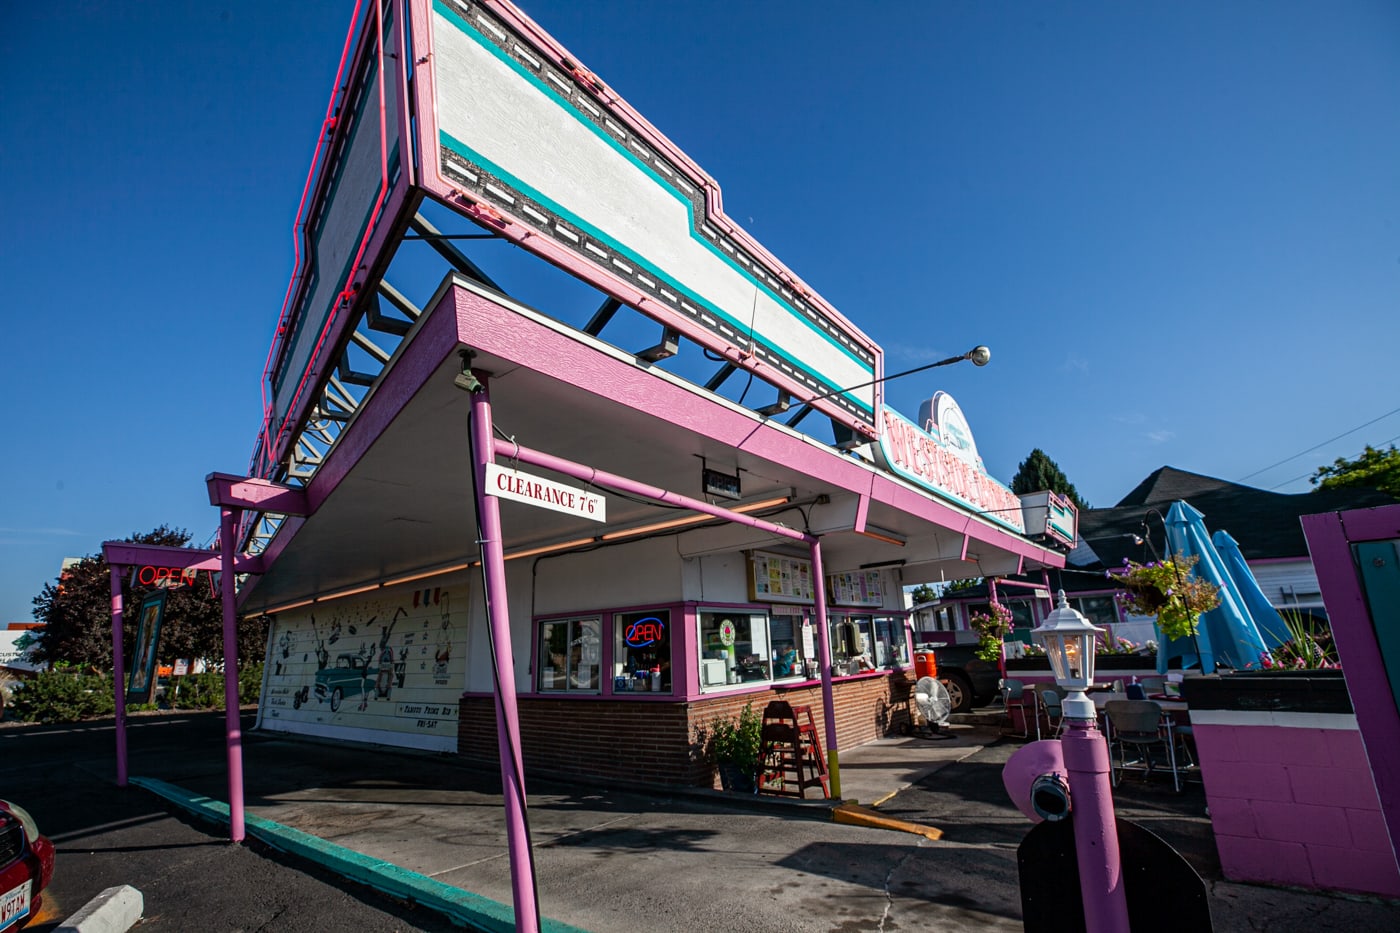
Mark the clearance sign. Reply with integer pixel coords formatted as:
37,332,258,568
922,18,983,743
484,464,607,523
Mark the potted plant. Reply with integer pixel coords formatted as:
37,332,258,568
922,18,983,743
708,701,762,792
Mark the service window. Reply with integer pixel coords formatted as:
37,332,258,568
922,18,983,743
768,609,808,680
829,615,875,672
537,617,601,693
614,610,672,693
873,616,910,668
698,610,772,690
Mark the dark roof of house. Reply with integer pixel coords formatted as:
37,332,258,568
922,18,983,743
1076,466,1394,569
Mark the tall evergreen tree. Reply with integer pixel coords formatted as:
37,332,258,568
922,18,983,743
30,525,267,669
1010,448,1090,511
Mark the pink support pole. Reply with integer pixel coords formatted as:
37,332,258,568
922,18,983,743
469,374,541,933
808,541,841,798
219,507,246,843
110,566,128,787
1061,717,1130,932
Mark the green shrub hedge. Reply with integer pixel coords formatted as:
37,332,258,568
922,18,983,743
6,662,263,723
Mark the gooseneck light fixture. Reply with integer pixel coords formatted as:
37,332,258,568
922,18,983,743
785,345,990,429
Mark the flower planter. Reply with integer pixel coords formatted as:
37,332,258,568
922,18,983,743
1004,655,1159,679
1181,670,1400,897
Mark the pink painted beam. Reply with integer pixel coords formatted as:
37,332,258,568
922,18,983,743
206,473,311,516
109,569,128,787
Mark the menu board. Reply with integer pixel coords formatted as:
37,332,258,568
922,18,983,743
827,570,885,608
748,551,815,605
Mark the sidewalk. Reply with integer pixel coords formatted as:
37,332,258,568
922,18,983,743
131,721,1400,932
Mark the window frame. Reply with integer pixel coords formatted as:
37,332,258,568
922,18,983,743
535,615,602,694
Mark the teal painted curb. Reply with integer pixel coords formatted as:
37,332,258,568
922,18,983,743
129,776,589,933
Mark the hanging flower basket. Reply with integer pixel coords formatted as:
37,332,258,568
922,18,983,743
1115,555,1220,643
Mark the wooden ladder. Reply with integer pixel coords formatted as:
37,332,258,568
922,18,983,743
758,701,830,799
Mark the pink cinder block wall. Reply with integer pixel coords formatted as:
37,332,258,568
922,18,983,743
1192,710,1400,897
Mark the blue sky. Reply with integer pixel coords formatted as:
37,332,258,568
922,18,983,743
2,0,1397,622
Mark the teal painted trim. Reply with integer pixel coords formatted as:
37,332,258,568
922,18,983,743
130,776,590,933
432,1,875,404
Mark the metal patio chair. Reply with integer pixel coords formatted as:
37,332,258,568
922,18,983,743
1104,699,1184,792
1000,678,1034,738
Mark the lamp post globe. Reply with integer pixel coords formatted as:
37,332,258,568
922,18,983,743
1031,590,1104,720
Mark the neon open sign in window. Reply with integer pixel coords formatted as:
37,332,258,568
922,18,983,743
624,617,665,648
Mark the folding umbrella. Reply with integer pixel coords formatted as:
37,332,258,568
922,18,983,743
1212,529,1289,650
1158,500,1270,672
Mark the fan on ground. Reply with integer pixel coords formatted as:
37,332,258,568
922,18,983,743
901,675,955,739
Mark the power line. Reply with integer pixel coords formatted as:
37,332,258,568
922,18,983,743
1237,405,1400,482
1268,430,1400,491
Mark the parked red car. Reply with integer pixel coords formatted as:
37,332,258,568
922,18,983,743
0,800,54,931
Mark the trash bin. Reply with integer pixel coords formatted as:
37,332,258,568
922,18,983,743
914,650,938,679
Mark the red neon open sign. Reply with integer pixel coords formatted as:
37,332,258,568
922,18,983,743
624,617,665,648
136,565,198,588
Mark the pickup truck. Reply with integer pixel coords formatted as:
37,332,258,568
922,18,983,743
922,642,1002,713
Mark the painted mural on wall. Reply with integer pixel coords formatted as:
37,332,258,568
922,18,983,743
260,584,465,749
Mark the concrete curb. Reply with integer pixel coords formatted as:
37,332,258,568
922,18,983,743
832,803,944,840
129,776,589,933
54,884,143,933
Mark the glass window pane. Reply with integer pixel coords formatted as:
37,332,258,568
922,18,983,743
770,610,803,678
1074,597,1118,629
538,620,569,692
614,610,671,693
573,618,601,690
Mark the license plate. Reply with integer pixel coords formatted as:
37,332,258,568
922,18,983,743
0,880,30,931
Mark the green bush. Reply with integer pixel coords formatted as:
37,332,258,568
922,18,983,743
166,662,263,710
9,669,116,724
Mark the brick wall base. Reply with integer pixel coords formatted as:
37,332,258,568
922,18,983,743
457,672,915,789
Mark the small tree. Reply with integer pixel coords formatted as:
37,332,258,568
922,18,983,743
1010,448,1089,511
1311,444,1400,500
909,584,938,605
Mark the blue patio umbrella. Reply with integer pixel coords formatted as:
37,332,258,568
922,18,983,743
1212,529,1290,650
1157,500,1270,673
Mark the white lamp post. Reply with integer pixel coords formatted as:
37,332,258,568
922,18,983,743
1031,590,1129,932
1032,590,1104,722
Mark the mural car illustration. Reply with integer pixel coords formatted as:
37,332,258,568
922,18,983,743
313,654,380,712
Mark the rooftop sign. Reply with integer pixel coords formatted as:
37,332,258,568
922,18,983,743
874,393,1026,533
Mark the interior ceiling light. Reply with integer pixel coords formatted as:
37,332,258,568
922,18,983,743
858,526,907,547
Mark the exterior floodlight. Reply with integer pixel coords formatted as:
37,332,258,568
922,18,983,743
454,349,484,394
1031,590,1104,720
966,345,991,366
755,392,791,417
638,327,680,362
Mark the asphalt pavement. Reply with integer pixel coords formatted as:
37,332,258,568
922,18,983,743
9,709,1400,931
